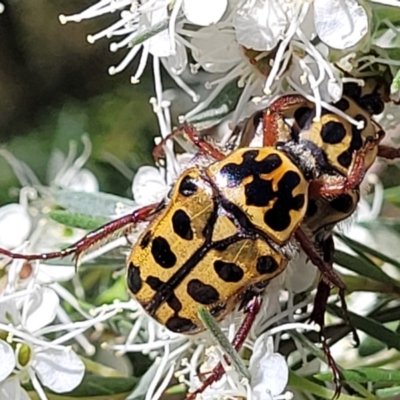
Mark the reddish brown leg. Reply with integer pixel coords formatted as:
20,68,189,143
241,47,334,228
153,123,226,164
0,203,162,265
186,296,262,400
262,95,309,146
298,232,360,398
310,140,376,197
378,145,400,160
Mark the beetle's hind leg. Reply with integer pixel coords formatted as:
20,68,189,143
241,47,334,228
186,296,262,400
153,123,226,165
0,202,162,266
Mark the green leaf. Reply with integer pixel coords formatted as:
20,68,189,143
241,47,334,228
334,250,395,285
186,80,242,128
316,367,400,383
383,185,400,207
54,190,135,217
49,210,110,230
25,374,138,398
95,276,129,305
336,233,400,271
392,69,400,92
197,306,250,381
328,304,400,351
376,386,400,398
288,370,364,400
358,335,387,357
371,5,400,25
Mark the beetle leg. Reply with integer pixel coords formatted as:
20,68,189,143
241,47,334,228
186,296,262,400
310,139,376,197
0,202,162,266
153,123,226,164
262,95,309,146
377,145,400,160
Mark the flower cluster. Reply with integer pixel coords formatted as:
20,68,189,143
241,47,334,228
2,0,400,399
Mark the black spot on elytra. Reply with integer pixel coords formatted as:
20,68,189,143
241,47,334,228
256,256,279,274
210,304,226,318
214,260,244,282
337,114,365,168
172,209,193,240
178,175,198,197
333,98,350,112
167,294,182,313
306,199,318,217
219,151,282,188
343,82,362,99
263,171,305,231
140,231,152,249
146,275,165,291
329,194,356,214
127,263,142,294
337,151,352,169
360,95,384,115
294,106,313,129
320,121,347,144
245,175,275,207
220,151,304,233
166,316,197,333
187,279,219,304
151,236,177,268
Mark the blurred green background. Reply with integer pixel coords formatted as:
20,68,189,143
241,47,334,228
0,0,162,205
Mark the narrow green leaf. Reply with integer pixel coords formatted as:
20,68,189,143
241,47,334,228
334,250,395,285
316,367,400,383
392,69,400,92
24,374,138,397
54,190,135,217
358,335,386,357
186,80,242,128
328,304,400,351
376,385,400,398
336,233,400,271
49,210,110,230
288,370,364,400
383,185,400,207
197,306,250,381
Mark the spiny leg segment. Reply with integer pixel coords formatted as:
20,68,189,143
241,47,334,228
0,203,161,265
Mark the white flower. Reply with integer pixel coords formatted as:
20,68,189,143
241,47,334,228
0,3,4,13
0,204,32,249
234,0,368,51
249,336,290,400
0,377,30,400
183,0,228,26
0,340,15,382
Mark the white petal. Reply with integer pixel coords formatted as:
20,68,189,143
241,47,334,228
183,0,227,26
148,7,173,57
0,340,15,381
0,377,30,400
249,338,288,397
36,265,76,284
314,0,368,49
33,348,85,393
23,288,59,332
233,0,287,51
191,26,242,73
284,253,317,293
163,40,188,75
68,169,99,193
132,166,167,206
0,204,31,249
